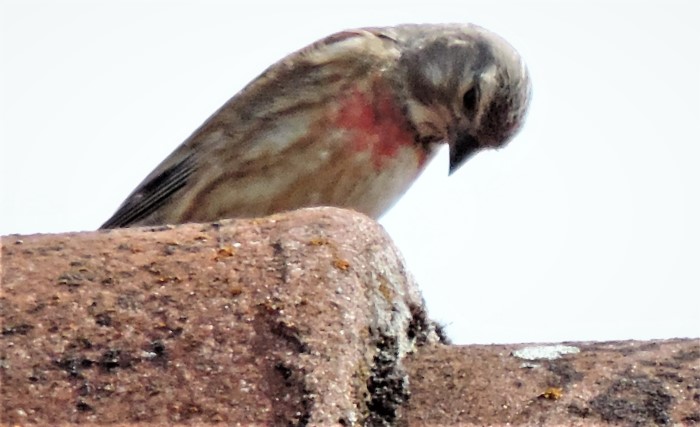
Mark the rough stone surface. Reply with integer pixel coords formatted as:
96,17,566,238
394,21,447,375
1,208,435,425
405,339,700,426
1,207,698,426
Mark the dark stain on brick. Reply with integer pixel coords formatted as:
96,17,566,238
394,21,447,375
545,359,583,385
673,347,700,362
274,362,293,383
94,312,112,327
252,303,313,426
270,240,289,285
567,403,591,418
65,337,93,351
682,412,700,423
150,340,166,356
56,272,85,287
366,332,410,426
99,349,133,372
1,323,34,336
54,356,95,378
589,370,673,426
161,242,181,256
77,381,93,396
273,320,309,354
146,340,168,368
406,303,443,345
75,399,93,412
26,302,46,314
656,369,684,383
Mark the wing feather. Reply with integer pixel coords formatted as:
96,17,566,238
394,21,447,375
101,29,401,228
100,152,197,229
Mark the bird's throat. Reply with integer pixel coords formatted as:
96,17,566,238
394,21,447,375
333,81,426,170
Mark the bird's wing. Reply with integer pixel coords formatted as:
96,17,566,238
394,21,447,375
100,29,401,229
99,152,197,229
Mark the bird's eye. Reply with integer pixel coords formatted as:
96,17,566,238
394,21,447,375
462,86,479,114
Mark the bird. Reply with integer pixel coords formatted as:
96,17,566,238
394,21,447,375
100,23,531,229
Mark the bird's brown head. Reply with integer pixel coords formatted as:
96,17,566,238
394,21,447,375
390,24,531,174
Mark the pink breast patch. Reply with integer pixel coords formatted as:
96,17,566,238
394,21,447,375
333,81,424,169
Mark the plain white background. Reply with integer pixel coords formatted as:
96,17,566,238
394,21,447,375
2,1,698,344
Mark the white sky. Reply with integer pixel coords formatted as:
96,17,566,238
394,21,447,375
2,1,698,344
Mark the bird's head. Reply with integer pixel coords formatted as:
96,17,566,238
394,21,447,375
392,24,531,174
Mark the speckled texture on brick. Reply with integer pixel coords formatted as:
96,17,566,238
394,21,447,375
1,207,436,425
405,339,700,426
1,207,698,426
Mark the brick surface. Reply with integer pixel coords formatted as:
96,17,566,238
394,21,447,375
1,207,698,426
405,340,700,426
1,208,435,425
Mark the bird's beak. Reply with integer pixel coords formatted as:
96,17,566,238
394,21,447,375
449,132,481,175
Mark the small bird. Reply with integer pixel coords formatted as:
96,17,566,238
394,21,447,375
101,23,531,229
